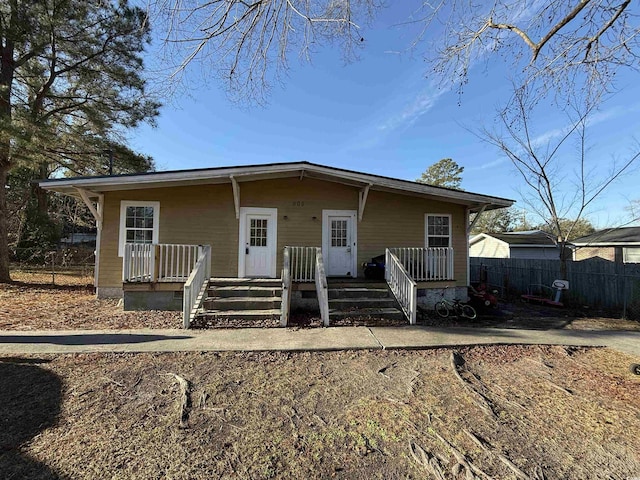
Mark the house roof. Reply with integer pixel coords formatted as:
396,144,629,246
571,226,640,246
39,161,514,213
470,230,557,248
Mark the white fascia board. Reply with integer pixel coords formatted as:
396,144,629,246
39,161,514,209
571,242,640,247
510,244,557,248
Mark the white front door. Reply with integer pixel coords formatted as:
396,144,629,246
323,210,357,277
239,207,277,278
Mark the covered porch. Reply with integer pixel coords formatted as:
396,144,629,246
122,242,457,329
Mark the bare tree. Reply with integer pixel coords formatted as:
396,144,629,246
481,86,640,277
154,0,377,104
151,1,640,105
417,0,640,102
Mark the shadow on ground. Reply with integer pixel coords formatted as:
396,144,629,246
0,334,192,345
0,358,63,479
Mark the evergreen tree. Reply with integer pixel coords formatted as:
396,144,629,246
0,0,160,281
417,158,464,190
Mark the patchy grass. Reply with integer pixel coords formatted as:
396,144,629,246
0,270,181,330
1,346,639,479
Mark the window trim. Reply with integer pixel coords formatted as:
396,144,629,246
118,201,160,257
425,213,452,248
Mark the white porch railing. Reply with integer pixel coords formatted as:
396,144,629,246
315,249,330,327
183,245,211,329
388,247,454,281
385,248,417,324
281,246,329,327
288,246,318,282
123,244,155,282
123,243,201,283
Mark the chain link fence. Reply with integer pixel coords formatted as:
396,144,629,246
11,246,95,285
471,257,640,320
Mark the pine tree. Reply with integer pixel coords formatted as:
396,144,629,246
416,158,464,190
0,0,160,281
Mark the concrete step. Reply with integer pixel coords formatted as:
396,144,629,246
328,297,398,309
329,307,405,321
209,277,281,288
197,309,281,321
328,287,391,299
326,280,387,289
209,285,281,298
204,296,281,310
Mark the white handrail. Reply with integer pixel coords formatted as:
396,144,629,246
315,248,330,327
280,247,292,327
388,247,454,281
183,245,211,329
385,248,417,324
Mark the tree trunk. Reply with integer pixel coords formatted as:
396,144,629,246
35,161,49,214
0,162,11,282
559,240,568,280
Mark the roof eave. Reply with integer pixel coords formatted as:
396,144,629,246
39,161,515,210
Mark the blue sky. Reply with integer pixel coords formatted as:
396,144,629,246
131,3,640,229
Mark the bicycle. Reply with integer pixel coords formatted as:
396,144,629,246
434,288,477,319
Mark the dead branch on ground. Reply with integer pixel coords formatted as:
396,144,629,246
409,441,446,479
162,373,191,428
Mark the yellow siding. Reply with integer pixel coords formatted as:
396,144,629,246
98,177,469,288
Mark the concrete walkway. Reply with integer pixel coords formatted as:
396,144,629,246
0,326,639,357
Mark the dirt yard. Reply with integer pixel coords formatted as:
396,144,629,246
1,346,639,479
0,271,182,330
2,270,639,331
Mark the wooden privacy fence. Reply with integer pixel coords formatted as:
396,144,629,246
470,257,640,316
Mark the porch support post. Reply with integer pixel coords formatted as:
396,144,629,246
230,175,240,219
467,204,488,235
75,188,103,294
358,183,372,222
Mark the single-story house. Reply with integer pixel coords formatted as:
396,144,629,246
571,227,640,263
39,161,513,327
469,230,560,260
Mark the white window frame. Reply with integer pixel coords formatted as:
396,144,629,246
425,213,452,248
118,201,160,257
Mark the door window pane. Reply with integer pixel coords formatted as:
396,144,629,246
331,219,348,247
250,218,268,247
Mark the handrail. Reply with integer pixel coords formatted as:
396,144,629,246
183,245,211,329
315,248,330,327
123,243,155,282
280,246,292,327
385,248,417,324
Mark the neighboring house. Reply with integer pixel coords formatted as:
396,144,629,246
469,230,559,260
39,161,513,326
571,227,640,263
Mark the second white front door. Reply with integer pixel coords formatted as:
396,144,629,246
323,210,357,277
239,207,277,278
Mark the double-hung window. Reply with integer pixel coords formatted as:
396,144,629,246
119,201,160,256
425,214,451,248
